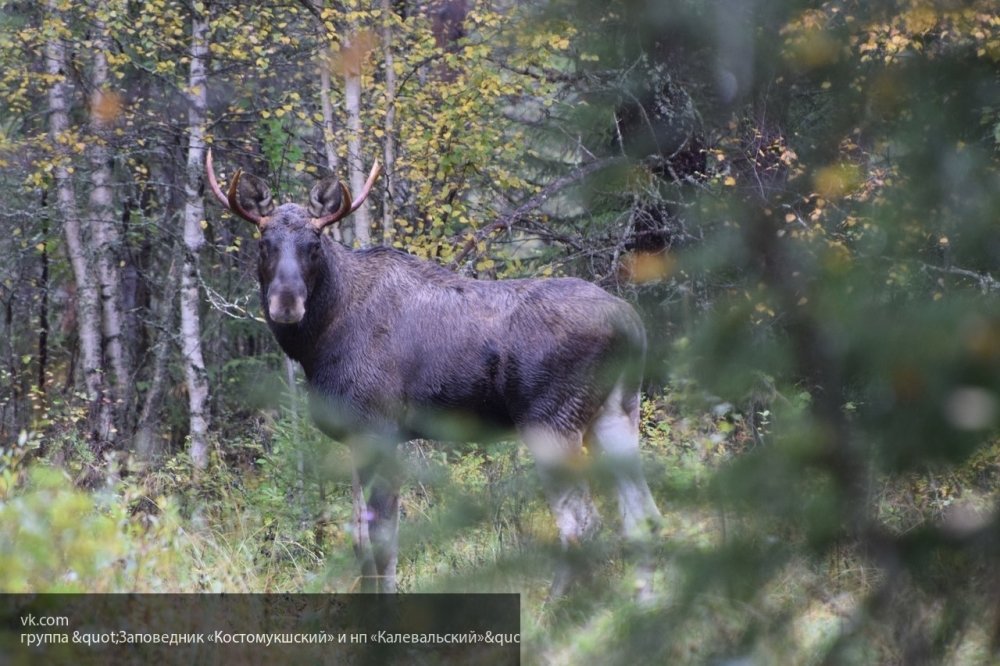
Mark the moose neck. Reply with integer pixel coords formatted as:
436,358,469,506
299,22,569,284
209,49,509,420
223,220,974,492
266,237,355,375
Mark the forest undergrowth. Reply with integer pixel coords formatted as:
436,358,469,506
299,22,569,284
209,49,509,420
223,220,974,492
3,384,996,664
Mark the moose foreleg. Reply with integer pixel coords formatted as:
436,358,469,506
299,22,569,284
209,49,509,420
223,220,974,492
352,437,402,593
367,473,400,592
350,467,377,591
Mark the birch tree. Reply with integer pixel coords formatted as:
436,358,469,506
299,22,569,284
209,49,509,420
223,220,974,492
86,6,131,433
319,50,345,243
342,31,372,246
180,6,212,469
319,56,341,174
44,0,113,447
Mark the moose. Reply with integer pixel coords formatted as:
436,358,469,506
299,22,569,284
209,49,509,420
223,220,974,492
206,150,662,597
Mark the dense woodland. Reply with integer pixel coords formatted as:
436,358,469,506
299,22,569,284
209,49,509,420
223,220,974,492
1,0,1000,662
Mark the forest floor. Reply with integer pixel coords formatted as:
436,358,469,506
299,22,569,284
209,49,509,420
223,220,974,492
1,390,997,664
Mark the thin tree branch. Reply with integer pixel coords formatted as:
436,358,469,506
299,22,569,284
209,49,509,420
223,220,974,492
449,157,620,268
920,262,1000,294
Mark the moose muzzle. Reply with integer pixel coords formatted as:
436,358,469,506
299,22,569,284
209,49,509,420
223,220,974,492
267,262,308,324
268,290,306,324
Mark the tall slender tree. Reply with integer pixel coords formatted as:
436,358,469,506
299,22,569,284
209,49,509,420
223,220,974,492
180,4,212,469
342,29,372,246
319,48,344,243
380,0,397,245
45,0,112,448
86,6,131,434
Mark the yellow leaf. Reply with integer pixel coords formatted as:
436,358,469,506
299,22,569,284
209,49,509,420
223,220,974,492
813,163,860,199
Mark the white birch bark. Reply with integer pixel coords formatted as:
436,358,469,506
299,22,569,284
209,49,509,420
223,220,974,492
320,58,341,173
319,55,344,243
180,8,212,468
45,0,113,445
87,9,131,432
344,36,371,247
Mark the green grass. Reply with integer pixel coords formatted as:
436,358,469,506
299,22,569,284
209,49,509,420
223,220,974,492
1,393,997,664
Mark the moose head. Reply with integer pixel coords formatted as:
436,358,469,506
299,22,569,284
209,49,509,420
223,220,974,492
205,149,380,325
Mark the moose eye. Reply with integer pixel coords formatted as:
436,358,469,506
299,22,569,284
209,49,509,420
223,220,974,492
259,239,274,259
308,242,322,262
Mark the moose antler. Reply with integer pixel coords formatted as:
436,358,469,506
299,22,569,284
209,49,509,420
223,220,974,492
310,160,383,230
205,148,269,227
205,148,382,230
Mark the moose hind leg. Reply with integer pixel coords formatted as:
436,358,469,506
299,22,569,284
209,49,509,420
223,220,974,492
588,383,663,599
589,384,662,537
521,426,601,598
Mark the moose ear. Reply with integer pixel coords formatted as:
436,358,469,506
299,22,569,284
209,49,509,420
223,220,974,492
235,173,275,218
309,177,346,218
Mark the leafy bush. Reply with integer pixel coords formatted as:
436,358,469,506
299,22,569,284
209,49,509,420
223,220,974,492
0,460,186,592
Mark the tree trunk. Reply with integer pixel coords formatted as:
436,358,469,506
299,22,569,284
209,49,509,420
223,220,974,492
319,53,344,243
319,56,341,173
87,10,131,434
45,0,113,447
380,0,397,246
180,7,212,469
344,35,371,247
2,294,15,437
38,192,50,396
134,252,180,462
284,356,309,527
